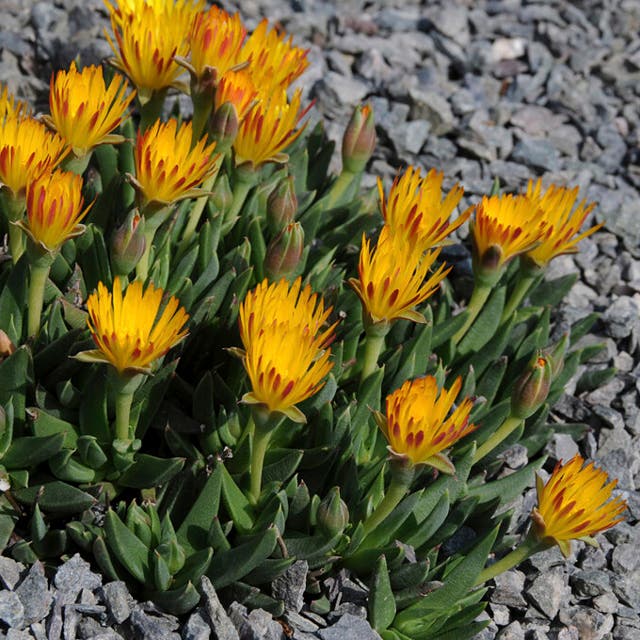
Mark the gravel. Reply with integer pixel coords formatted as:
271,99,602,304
1,0,640,638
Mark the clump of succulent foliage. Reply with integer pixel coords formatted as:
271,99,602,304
0,1,627,638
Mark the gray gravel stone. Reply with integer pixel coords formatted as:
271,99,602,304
199,577,238,640
317,613,382,640
272,560,308,613
491,570,527,609
54,555,102,607
0,589,24,628
0,557,25,591
15,562,51,627
100,582,131,625
181,610,210,640
525,568,568,619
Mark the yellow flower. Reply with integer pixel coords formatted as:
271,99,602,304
190,6,246,81
238,277,336,422
470,193,545,282
104,0,204,98
0,115,66,198
531,455,627,557
242,18,308,93
0,84,30,121
233,88,309,167
80,277,189,375
133,118,219,206
215,69,259,121
18,170,90,252
46,62,135,157
375,375,476,472
524,179,600,268
379,166,470,250
350,226,450,325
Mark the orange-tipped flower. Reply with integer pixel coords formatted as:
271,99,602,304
350,226,450,325
215,69,259,121
0,84,30,121
47,62,135,157
380,166,470,251
525,179,600,268
190,6,246,81
20,170,91,252
470,193,545,283
375,375,476,472
105,0,204,99
237,277,336,422
233,88,308,167
80,276,189,375
242,18,308,92
532,455,627,557
0,115,66,198
133,118,219,206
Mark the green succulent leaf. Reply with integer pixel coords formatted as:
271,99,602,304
13,481,95,514
1,433,65,470
369,554,396,632
104,509,151,584
219,461,254,534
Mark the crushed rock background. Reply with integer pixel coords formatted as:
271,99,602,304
0,1,640,639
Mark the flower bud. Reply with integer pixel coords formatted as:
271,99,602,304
342,104,376,174
472,243,504,287
211,174,233,215
317,487,349,537
265,222,304,281
511,352,552,419
209,101,239,153
267,176,297,233
110,210,146,277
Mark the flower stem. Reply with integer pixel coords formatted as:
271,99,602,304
135,226,158,282
474,530,547,585
500,274,537,325
9,225,25,264
361,461,415,538
360,321,390,386
473,414,523,463
249,420,273,506
138,90,167,133
452,283,492,345
114,388,135,442
326,170,358,208
27,263,51,338
226,177,253,223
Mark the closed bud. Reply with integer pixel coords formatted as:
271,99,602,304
111,210,146,277
317,487,349,537
342,104,376,174
511,352,552,419
209,101,239,153
211,174,233,215
267,176,297,233
472,243,504,287
265,222,304,281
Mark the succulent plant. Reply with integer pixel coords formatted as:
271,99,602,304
0,1,627,636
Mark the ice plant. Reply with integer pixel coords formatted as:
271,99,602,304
131,117,219,279
104,0,204,126
18,170,90,337
215,69,259,122
363,375,475,535
236,277,336,502
453,193,545,343
242,18,309,93
350,226,450,381
0,83,30,121
76,277,189,441
186,6,247,137
501,180,600,323
380,166,470,251
45,61,135,164
477,455,627,584
0,115,66,261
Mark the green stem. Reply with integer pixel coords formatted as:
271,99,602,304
177,162,222,256
361,461,415,538
360,330,387,386
473,414,523,463
326,169,358,208
191,90,213,145
249,419,273,505
61,152,92,175
135,226,158,282
226,178,253,222
114,388,135,442
27,262,51,338
138,90,167,133
452,283,492,345
474,530,547,585
500,274,537,325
